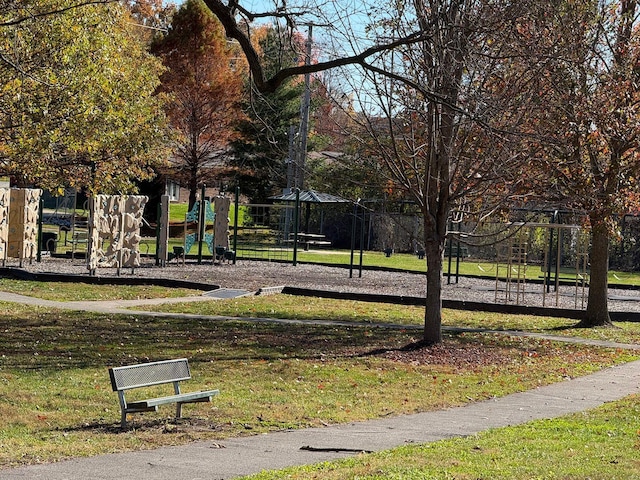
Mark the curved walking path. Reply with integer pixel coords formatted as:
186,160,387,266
0,288,253,314
1,290,640,479
3,289,640,351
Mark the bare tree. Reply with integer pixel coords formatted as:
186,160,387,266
336,1,541,343
202,0,431,92
199,0,570,344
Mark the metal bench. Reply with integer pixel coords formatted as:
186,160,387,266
108,358,219,428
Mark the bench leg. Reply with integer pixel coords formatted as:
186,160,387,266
117,391,128,428
176,402,183,419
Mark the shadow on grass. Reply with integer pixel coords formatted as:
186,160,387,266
358,339,437,357
549,321,622,332
2,308,609,372
60,417,223,435
550,323,585,332
0,309,423,370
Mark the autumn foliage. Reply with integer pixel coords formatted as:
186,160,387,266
0,0,168,194
152,0,247,208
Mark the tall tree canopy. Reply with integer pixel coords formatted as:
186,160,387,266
0,0,169,194
525,0,640,327
152,0,246,208
125,0,176,44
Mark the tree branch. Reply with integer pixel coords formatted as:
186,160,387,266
203,0,429,93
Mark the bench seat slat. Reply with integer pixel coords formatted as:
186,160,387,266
127,389,219,409
124,405,159,414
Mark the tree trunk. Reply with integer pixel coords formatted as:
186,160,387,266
583,219,613,327
423,241,443,345
188,166,198,211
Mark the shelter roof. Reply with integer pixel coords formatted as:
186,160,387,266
270,190,350,204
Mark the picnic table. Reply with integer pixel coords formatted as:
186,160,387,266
290,233,332,251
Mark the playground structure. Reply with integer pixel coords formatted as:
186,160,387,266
0,188,42,267
3,187,605,311
30,187,340,268
182,195,215,260
170,193,233,265
0,188,8,265
40,188,84,250
453,221,591,309
233,202,295,262
75,192,233,274
87,195,148,275
0,189,150,275
495,227,528,305
540,223,590,309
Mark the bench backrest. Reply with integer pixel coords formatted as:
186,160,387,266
109,358,191,392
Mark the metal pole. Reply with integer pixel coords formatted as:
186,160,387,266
555,227,562,303
446,221,453,284
349,202,357,278
367,209,373,250
293,189,300,266
358,202,365,278
37,196,44,262
198,185,205,264
233,186,239,265
155,202,161,266
455,226,461,284
546,211,557,293
286,125,295,193
296,24,312,189
88,196,95,276
117,197,124,277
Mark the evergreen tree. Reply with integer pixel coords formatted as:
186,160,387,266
229,25,304,202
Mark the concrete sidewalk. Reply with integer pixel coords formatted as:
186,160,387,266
0,289,252,314
2,359,639,480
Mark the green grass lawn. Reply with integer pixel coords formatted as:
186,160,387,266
169,201,247,225
137,293,640,345
1,280,639,477
243,395,640,479
264,249,640,288
0,278,203,302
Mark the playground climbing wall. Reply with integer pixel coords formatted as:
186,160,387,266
88,195,148,272
7,188,41,262
183,198,215,256
214,195,231,250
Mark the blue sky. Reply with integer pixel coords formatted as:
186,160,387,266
162,0,380,111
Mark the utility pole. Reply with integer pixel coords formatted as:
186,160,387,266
284,125,296,238
296,23,313,190
286,125,296,194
